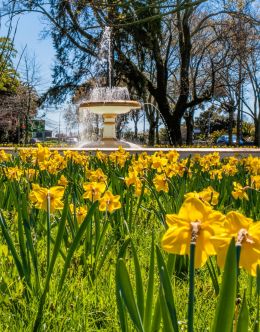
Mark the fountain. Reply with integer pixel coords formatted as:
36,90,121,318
79,27,141,148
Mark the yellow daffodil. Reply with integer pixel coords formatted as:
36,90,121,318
58,175,68,186
151,155,168,172
0,150,11,162
98,190,121,213
211,211,260,276
199,153,220,172
161,197,225,268
70,204,88,224
153,173,169,193
83,182,106,201
29,185,65,213
25,168,37,181
243,156,260,175
36,144,51,163
209,169,223,180
125,170,140,187
231,182,249,200
221,163,238,176
95,151,107,162
166,150,179,162
109,148,130,167
251,175,260,190
5,166,23,181
86,168,107,183
185,186,219,206
29,184,41,204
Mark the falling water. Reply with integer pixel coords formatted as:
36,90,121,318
78,26,139,147
99,26,112,89
89,26,131,101
89,87,130,101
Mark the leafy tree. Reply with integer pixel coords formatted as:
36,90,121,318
0,83,39,143
0,37,19,93
3,0,258,145
195,105,230,137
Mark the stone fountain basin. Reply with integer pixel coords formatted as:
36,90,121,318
79,100,141,114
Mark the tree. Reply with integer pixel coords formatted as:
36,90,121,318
0,37,19,93
63,104,78,135
3,0,258,145
244,49,260,146
0,83,38,143
195,105,230,136
19,52,41,143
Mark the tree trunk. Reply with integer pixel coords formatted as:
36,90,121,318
255,118,260,147
134,119,138,140
156,123,160,145
228,106,234,146
169,115,182,146
185,113,193,145
148,122,156,146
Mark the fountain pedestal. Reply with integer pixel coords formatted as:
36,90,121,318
103,114,117,140
79,100,141,148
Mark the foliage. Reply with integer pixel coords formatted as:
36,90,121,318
5,0,259,145
195,106,230,135
0,146,259,330
0,37,19,93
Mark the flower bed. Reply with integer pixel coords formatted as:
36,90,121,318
0,146,259,330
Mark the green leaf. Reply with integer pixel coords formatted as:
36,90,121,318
0,211,25,286
116,275,129,332
156,246,179,332
143,235,155,332
115,238,131,332
58,201,98,291
116,258,144,332
211,238,237,332
206,257,219,296
131,240,145,320
160,290,175,332
33,196,70,331
237,291,249,332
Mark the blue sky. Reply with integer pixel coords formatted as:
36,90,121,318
1,11,69,133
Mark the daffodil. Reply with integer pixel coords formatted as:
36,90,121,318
0,150,11,162
161,197,225,268
151,155,168,172
5,166,23,181
86,168,107,183
251,175,260,190
58,175,68,186
185,186,219,206
153,173,169,193
211,211,260,276
36,144,51,163
29,185,65,213
231,182,249,200
83,182,106,201
98,190,121,213
70,204,88,224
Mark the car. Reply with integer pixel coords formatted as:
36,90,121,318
30,138,41,144
66,137,79,145
216,135,254,146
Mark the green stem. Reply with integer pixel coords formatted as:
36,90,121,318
188,243,195,332
46,192,51,271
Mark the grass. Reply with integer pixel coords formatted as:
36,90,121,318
0,147,259,331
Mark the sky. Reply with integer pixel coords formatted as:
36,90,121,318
1,11,68,133
1,10,148,136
